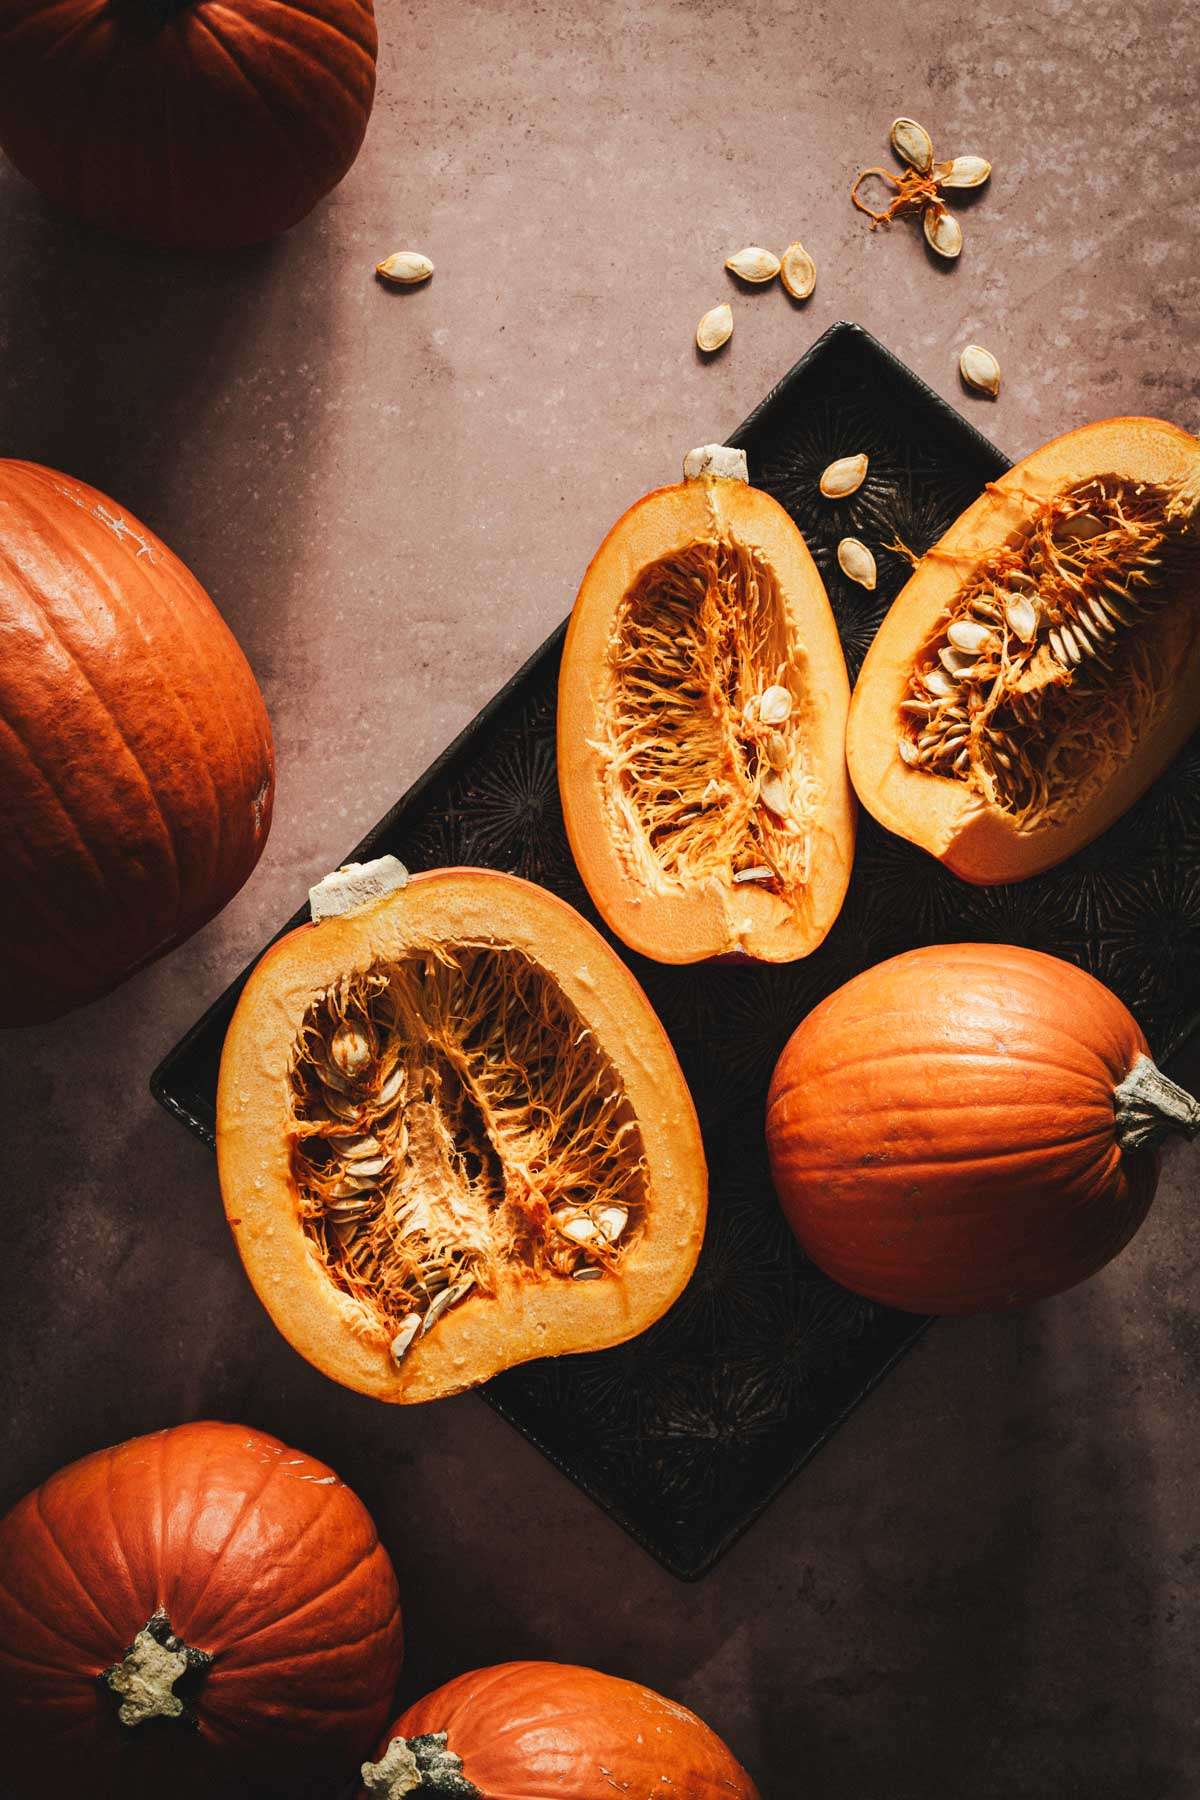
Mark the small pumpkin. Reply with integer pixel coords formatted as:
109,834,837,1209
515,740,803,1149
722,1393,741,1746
0,461,274,1025
846,417,1200,883
0,0,377,249
0,1421,404,1800
557,443,855,964
216,858,707,1402
358,1661,760,1799
766,943,1200,1313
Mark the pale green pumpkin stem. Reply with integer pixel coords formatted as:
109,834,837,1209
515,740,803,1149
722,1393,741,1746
1114,1054,1200,1153
101,1611,213,1728
360,1731,479,1798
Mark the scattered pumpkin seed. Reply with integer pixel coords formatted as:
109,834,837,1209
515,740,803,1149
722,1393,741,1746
837,537,877,590
779,242,817,300
819,453,869,498
923,205,963,259
937,155,992,189
375,251,434,286
959,343,1001,395
696,303,733,352
890,117,934,174
725,245,781,283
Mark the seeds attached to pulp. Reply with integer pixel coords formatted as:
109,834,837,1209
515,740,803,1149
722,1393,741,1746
820,453,869,498
290,950,647,1348
725,246,781,283
923,205,963,259
960,343,1001,396
895,473,1200,821
780,242,817,300
837,537,877,590
376,251,434,286
890,117,934,174
937,155,992,188
697,303,734,352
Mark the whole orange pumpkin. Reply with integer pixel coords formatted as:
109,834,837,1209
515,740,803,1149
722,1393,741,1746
766,943,1200,1313
0,460,274,1025
358,1661,759,1799
0,0,377,249
0,1421,404,1800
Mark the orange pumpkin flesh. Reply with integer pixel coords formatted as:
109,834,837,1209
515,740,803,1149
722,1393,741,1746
766,944,1200,1314
846,417,1200,883
558,448,855,964
0,1421,403,1800
217,865,707,1402
0,460,274,1025
359,1661,759,1800
0,0,377,250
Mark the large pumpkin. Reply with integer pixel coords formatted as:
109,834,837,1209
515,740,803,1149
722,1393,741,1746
216,858,707,1402
766,943,1200,1313
0,1421,404,1800
0,0,377,249
846,417,1200,883
0,461,274,1026
558,444,855,964
358,1661,759,1799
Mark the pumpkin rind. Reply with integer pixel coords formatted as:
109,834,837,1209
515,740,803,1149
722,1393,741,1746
216,868,707,1402
361,1661,760,1800
846,417,1200,883
0,461,274,1025
0,1421,403,1800
558,462,855,964
0,0,377,249
766,943,1161,1313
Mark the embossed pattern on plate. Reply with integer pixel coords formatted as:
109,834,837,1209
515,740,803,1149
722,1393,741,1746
151,323,1200,1578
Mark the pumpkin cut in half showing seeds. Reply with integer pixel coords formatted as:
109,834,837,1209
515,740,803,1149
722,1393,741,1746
216,858,706,1402
557,444,855,963
847,417,1200,883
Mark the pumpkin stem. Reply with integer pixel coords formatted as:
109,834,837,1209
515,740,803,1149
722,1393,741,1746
360,1731,479,1798
1114,1054,1200,1152
101,1610,213,1728
682,443,748,483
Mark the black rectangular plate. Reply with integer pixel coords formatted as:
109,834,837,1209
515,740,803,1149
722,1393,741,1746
152,322,1200,1579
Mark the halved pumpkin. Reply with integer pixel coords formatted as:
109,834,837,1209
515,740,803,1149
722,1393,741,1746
558,444,855,963
216,859,706,1402
847,416,1200,883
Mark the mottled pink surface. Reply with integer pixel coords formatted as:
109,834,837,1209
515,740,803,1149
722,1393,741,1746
1,1,1198,1794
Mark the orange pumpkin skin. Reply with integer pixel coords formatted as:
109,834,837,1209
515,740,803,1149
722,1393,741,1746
0,461,274,1025
361,1661,760,1800
0,1422,403,1800
766,945,1161,1314
0,0,377,249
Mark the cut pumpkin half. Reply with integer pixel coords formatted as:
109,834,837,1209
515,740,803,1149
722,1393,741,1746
216,859,706,1403
558,444,855,963
847,416,1200,883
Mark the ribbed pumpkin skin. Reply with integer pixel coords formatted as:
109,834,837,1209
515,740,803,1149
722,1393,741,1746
766,944,1159,1314
0,461,274,1025
365,1661,760,1800
0,0,377,249
0,1422,404,1800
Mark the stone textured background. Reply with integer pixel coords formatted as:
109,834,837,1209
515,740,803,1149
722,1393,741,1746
1,1,1198,1794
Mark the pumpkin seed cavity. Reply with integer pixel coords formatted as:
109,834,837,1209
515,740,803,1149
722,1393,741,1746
596,539,821,897
290,949,646,1360
897,475,1200,824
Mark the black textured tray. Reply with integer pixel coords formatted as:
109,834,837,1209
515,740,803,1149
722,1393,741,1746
152,322,1200,1579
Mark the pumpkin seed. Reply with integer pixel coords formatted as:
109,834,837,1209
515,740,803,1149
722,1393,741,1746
560,1214,600,1245
757,684,793,724
959,343,1001,396
725,245,781,283
696,303,733,352
733,865,774,883
1004,593,1039,641
819,453,869,499
766,729,789,769
597,1204,629,1242
837,537,876,590
779,242,817,300
1053,512,1106,543
898,736,921,766
937,155,991,189
890,116,934,174
923,206,963,259
947,619,996,654
573,1266,604,1281
331,1021,372,1077
759,772,791,818
421,1286,457,1334
923,668,960,699
376,251,434,286
389,1316,421,1364
342,1134,383,1161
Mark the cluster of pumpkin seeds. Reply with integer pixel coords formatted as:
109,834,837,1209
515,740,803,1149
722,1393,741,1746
290,951,646,1365
852,117,991,260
